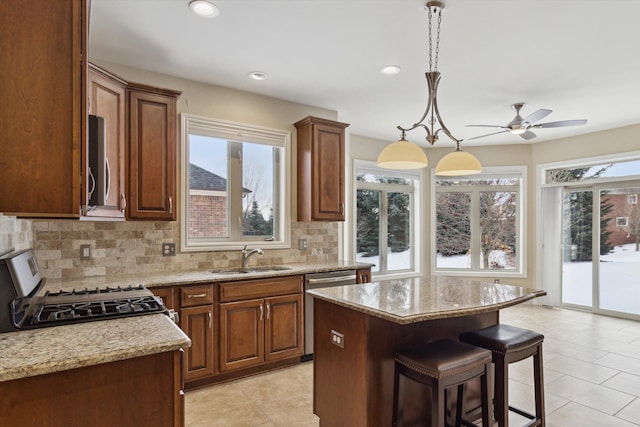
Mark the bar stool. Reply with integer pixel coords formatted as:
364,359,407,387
392,339,492,427
460,324,545,427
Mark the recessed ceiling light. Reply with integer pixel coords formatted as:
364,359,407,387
380,65,401,75
188,0,219,18
248,71,268,81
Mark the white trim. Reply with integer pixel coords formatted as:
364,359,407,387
180,114,291,252
189,189,226,197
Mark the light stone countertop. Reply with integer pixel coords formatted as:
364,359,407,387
307,275,546,324
1,261,370,383
41,260,372,292
0,313,190,383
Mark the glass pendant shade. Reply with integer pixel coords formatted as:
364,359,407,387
435,149,482,176
377,138,428,170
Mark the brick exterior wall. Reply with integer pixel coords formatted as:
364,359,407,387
602,193,639,247
188,194,227,238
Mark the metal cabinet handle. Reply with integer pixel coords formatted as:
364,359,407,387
168,196,173,214
179,348,185,391
266,303,271,320
187,293,207,298
259,304,264,321
120,193,127,212
208,310,212,329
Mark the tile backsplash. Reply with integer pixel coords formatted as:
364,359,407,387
0,214,33,255
30,220,339,279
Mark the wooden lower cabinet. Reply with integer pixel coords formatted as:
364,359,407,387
0,351,184,427
219,293,303,372
180,305,215,382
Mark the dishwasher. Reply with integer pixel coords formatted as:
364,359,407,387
303,270,357,359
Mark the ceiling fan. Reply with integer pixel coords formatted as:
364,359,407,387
466,103,587,141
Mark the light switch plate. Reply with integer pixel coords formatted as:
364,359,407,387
80,244,91,260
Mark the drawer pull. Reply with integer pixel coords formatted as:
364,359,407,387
208,311,212,329
187,293,207,298
259,304,264,321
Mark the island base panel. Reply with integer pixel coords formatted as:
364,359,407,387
313,299,497,426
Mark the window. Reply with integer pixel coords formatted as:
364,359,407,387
629,194,638,204
432,167,525,276
354,162,420,275
616,217,629,227
180,114,290,251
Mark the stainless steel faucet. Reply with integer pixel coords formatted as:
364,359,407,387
241,245,264,272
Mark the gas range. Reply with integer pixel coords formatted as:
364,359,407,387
11,284,169,330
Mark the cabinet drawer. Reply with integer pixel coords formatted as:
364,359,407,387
180,284,214,307
220,275,303,302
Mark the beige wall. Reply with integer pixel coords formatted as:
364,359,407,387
9,61,640,282
349,125,639,289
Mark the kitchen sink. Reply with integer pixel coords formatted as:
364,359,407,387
211,266,292,275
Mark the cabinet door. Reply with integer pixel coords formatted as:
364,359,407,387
0,0,86,216
312,123,345,221
128,84,180,220
152,287,175,310
294,116,349,222
180,305,214,382
219,299,264,372
264,294,304,362
85,64,126,218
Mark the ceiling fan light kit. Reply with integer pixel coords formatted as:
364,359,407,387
377,1,481,176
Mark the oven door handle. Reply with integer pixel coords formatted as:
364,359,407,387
306,275,356,285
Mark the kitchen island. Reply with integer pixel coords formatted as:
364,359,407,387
0,314,190,426
308,276,545,426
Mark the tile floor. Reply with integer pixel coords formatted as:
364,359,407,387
185,304,640,426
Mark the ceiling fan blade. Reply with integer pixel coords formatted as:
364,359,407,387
519,131,537,140
466,130,508,141
522,109,552,125
531,119,588,128
465,124,505,128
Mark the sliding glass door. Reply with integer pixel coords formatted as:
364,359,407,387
560,185,640,317
598,185,640,316
562,189,593,308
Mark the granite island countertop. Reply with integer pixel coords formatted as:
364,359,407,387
41,260,372,292
307,275,546,324
0,313,190,382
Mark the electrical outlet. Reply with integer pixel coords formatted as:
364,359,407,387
80,244,91,260
331,330,344,349
298,238,308,250
162,243,176,256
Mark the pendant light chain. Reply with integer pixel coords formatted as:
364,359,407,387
428,4,442,72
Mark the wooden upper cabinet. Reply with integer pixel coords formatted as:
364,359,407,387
0,0,86,217
127,83,181,220
295,116,350,221
84,63,127,219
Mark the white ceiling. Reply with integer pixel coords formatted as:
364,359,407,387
89,0,640,148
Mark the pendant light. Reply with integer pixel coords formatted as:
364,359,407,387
377,1,481,176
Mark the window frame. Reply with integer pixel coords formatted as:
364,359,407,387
616,216,629,227
628,194,638,204
180,113,291,252
352,160,422,277
430,166,527,278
